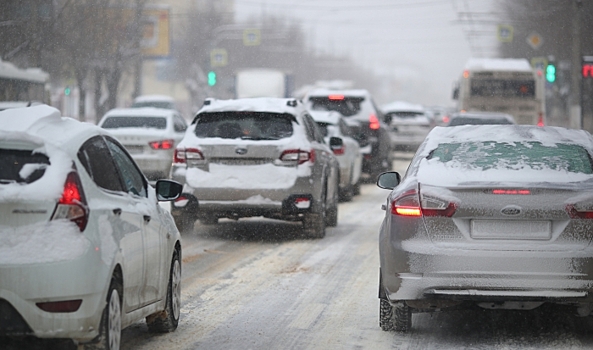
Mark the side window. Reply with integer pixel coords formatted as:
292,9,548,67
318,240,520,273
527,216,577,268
300,115,316,142
173,115,187,133
339,119,351,137
104,137,147,198
77,136,124,192
305,114,325,143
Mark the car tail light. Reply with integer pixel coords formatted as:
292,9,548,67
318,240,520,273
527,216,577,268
442,115,450,123
369,114,380,130
51,172,88,231
36,299,82,313
173,147,204,164
391,189,456,217
279,149,315,165
566,204,593,219
149,139,174,150
492,189,531,195
537,113,544,127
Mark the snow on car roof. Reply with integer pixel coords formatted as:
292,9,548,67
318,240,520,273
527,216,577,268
464,58,533,72
133,94,174,102
309,110,341,125
305,88,370,98
382,101,425,113
195,98,305,116
103,107,176,118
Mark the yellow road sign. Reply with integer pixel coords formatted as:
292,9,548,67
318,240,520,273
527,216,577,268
243,28,261,46
497,24,513,43
210,49,228,67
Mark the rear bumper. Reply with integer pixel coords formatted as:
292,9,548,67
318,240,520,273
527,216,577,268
380,240,593,304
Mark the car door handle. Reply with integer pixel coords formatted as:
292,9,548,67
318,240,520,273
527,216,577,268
113,208,122,216
143,215,151,223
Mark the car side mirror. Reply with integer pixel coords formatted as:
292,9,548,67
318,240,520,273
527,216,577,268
155,180,183,201
376,171,401,190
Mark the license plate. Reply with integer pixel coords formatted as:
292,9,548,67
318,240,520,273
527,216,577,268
213,158,270,166
125,146,144,154
470,220,551,240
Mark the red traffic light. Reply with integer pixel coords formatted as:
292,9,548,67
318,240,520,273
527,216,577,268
583,64,593,78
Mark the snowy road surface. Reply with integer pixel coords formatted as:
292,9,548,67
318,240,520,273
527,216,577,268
121,158,593,350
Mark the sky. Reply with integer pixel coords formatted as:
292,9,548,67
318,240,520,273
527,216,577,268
233,0,499,106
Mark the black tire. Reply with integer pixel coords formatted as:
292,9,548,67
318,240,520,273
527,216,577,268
326,205,338,227
147,249,181,333
303,213,325,238
84,279,122,350
173,213,195,233
393,301,412,332
379,298,395,331
352,179,361,196
200,215,218,225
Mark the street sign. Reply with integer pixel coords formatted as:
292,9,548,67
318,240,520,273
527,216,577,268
243,28,261,46
530,57,548,71
210,48,228,67
497,24,513,43
526,32,543,50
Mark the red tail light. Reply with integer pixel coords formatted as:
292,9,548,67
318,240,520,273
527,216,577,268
391,189,456,217
566,204,593,219
369,114,380,130
537,113,544,127
442,115,450,123
331,145,345,155
328,94,345,100
149,139,174,150
173,147,204,164
51,172,88,231
279,149,315,165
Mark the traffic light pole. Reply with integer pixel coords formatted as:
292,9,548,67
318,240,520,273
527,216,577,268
571,0,583,129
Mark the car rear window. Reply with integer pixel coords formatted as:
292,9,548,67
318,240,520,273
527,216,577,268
427,141,593,174
448,117,513,126
0,149,50,184
387,111,424,119
308,97,364,117
101,116,167,129
193,112,294,140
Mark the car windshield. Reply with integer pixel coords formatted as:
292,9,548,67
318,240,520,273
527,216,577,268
131,101,175,109
193,112,294,140
101,116,167,129
427,141,593,174
448,116,513,126
387,111,424,119
0,149,50,184
308,97,364,117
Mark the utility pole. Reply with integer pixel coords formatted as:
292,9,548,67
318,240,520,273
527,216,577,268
571,0,583,129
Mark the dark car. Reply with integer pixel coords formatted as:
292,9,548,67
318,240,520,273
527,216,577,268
305,89,393,181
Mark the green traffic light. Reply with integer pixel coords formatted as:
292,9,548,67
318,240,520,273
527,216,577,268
64,87,71,96
207,71,217,86
546,64,556,83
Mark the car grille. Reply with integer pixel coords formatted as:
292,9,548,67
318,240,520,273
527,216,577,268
0,299,33,335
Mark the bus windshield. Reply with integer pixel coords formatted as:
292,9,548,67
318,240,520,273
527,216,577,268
470,79,535,98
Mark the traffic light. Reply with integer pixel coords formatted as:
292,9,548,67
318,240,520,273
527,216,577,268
207,71,217,86
546,63,556,83
64,86,71,96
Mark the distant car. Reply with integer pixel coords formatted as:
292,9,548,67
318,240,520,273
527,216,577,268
170,98,340,238
131,94,176,110
0,105,183,349
304,89,393,180
382,101,432,152
445,111,516,126
310,110,363,201
377,124,593,332
98,108,187,180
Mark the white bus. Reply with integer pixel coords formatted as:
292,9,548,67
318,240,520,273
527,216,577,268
454,58,545,126
0,59,49,106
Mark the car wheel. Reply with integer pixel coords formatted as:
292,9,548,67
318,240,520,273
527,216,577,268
174,213,195,233
303,212,325,238
339,171,354,202
326,182,339,227
84,279,122,350
392,301,412,332
200,215,218,225
352,179,361,196
379,298,395,331
147,249,181,333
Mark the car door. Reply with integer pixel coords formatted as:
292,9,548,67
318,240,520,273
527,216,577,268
104,137,164,306
77,136,145,312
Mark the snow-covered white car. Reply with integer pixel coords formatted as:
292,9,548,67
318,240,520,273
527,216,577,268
170,98,340,238
382,101,433,152
310,110,363,201
98,108,187,180
0,105,183,349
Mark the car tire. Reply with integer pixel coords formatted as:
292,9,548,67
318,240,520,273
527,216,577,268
326,181,339,227
392,301,412,332
174,213,195,233
147,249,181,333
379,298,395,331
352,179,361,196
303,212,325,238
84,278,122,350
200,215,218,225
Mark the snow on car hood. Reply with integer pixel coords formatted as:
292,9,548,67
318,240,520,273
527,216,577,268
0,219,90,264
